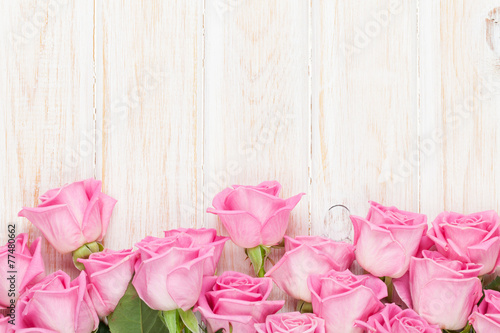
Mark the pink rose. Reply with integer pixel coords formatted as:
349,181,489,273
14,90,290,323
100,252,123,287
469,289,500,332
18,179,117,254
164,228,229,275
132,234,215,311
266,235,355,302
15,271,98,333
195,271,284,333
427,210,500,275
207,181,304,248
77,248,138,317
350,201,427,278
0,234,44,308
307,269,387,333
255,312,325,333
393,251,482,330
356,303,441,332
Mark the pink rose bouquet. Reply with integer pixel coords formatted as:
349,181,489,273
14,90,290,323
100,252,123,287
164,228,229,275
15,271,98,333
77,248,139,318
195,271,284,333
350,201,427,278
255,312,325,333
394,250,482,330
356,303,441,332
469,289,500,332
132,234,215,312
0,234,44,309
427,210,500,275
266,235,355,302
12,179,500,333
307,269,387,333
18,179,117,254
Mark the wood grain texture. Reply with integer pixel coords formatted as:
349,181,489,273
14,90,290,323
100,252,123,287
0,0,95,278
311,0,419,239
419,0,500,219
3,0,500,314
203,0,311,311
95,0,204,251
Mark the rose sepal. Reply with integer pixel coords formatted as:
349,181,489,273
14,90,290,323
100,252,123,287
72,241,104,270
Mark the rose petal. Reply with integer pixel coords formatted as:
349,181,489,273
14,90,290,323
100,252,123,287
18,205,86,254
224,187,288,222
417,278,482,330
266,245,337,302
351,216,406,278
167,251,212,311
207,210,262,248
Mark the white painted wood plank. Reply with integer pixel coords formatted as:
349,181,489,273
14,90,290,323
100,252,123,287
311,0,419,240
95,1,204,251
0,0,95,277
419,0,500,218
203,0,311,311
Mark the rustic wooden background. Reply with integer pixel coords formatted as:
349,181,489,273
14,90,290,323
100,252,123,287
2,0,500,310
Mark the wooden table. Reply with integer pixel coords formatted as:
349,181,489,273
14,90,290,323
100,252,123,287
2,0,500,311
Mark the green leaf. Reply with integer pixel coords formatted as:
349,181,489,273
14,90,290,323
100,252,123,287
159,309,184,333
484,276,500,292
108,283,168,333
178,308,199,333
93,321,111,333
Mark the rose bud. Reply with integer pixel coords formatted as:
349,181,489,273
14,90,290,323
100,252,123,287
18,179,117,254
350,201,427,278
132,234,215,312
164,228,229,275
207,181,304,276
393,250,482,330
427,210,500,275
78,248,139,318
266,235,354,302
308,269,387,333
15,271,98,332
195,271,284,333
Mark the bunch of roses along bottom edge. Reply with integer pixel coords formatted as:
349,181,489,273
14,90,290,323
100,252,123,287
1,180,500,333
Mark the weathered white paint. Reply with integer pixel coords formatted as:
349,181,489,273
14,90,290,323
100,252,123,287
94,0,204,253
0,0,94,278
311,0,419,238
419,0,500,219
203,0,311,311
2,0,500,309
